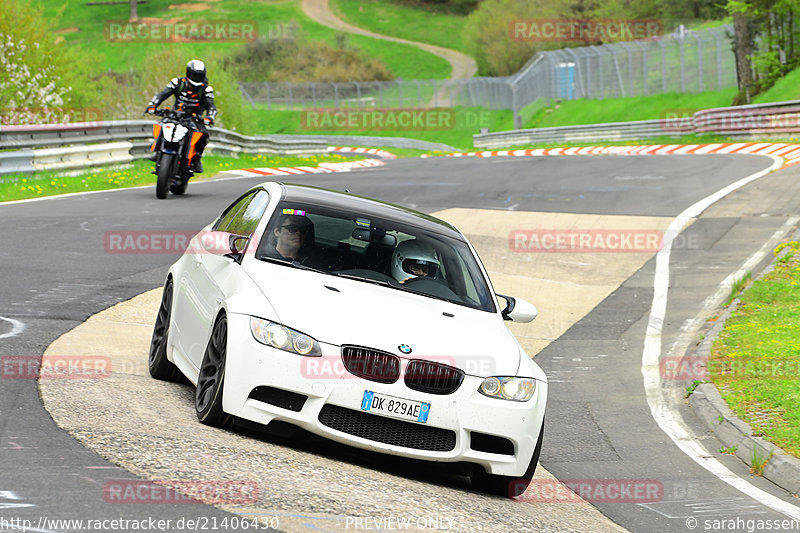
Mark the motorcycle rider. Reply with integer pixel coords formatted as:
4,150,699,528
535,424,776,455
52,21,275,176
145,59,217,173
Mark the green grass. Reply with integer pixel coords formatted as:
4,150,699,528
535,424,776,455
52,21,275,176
248,106,513,149
725,271,753,307
43,0,450,80
524,89,738,129
710,245,800,458
0,152,361,202
330,0,470,54
754,66,800,104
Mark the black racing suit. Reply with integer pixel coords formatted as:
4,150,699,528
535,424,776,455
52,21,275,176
147,77,218,166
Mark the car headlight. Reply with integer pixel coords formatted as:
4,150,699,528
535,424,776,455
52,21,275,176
479,377,537,401
249,317,321,356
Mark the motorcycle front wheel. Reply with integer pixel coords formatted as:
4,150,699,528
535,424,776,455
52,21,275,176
156,153,174,199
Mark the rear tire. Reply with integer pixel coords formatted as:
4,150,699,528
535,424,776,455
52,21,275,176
195,314,232,428
470,418,544,497
148,278,182,381
155,153,174,199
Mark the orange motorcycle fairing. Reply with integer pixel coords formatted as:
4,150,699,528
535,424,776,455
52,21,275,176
187,131,204,163
150,123,162,152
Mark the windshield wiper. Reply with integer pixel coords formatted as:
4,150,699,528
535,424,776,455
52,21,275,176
329,271,403,289
258,256,327,273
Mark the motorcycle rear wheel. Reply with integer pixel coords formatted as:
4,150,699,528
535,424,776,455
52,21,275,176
170,177,188,195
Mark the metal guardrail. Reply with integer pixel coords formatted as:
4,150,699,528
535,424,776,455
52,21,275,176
268,135,457,152
473,100,800,149
0,120,329,175
0,149,36,175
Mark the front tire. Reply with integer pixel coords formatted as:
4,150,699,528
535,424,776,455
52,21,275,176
148,278,181,381
195,314,231,428
155,153,174,199
470,419,544,497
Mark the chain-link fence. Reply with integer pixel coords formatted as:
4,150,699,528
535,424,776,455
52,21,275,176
239,25,737,127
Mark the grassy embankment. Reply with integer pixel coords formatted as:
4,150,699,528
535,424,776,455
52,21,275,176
330,0,470,54
45,0,450,81
709,243,800,462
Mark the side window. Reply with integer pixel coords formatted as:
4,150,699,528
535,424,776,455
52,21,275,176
214,192,255,232
227,190,269,236
213,190,269,237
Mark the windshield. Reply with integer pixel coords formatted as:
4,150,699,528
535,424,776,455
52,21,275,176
255,202,496,313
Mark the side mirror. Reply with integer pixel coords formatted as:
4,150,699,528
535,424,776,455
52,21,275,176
497,293,538,323
226,234,249,263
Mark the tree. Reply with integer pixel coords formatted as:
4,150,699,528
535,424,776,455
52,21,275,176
129,0,138,22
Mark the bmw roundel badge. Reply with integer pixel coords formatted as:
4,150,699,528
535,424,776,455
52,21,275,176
398,344,412,354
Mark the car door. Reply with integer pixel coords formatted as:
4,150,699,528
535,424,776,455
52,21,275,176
181,189,271,370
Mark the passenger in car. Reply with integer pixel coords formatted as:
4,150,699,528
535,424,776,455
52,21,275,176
390,239,440,284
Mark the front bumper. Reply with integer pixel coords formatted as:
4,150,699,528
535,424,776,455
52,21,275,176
222,313,547,477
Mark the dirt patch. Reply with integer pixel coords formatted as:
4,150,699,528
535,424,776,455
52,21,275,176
169,2,211,11
55,27,81,34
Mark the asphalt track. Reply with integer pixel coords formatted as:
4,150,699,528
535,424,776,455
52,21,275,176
3,154,800,532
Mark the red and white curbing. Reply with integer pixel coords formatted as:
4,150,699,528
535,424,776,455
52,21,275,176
328,146,397,160
219,147,396,179
423,142,800,169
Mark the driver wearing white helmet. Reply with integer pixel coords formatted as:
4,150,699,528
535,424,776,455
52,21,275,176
391,239,440,283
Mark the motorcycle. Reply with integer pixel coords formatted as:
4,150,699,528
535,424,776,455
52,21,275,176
146,108,205,199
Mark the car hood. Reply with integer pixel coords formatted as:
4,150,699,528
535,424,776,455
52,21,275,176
243,262,521,377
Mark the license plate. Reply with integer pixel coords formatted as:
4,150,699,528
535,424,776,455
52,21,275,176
361,391,430,424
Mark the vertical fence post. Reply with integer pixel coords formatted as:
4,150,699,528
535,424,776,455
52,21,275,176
695,33,703,92
311,83,316,109
334,83,339,109
715,29,723,90
642,43,648,96
399,80,404,108
679,32,686,92
660,40,667,93
288,83,293,110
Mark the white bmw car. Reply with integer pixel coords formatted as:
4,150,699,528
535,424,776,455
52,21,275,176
149,182,547,496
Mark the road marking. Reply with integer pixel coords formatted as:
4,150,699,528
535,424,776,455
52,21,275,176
0,317,24,339
641,155,800,520
639,497,767,519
